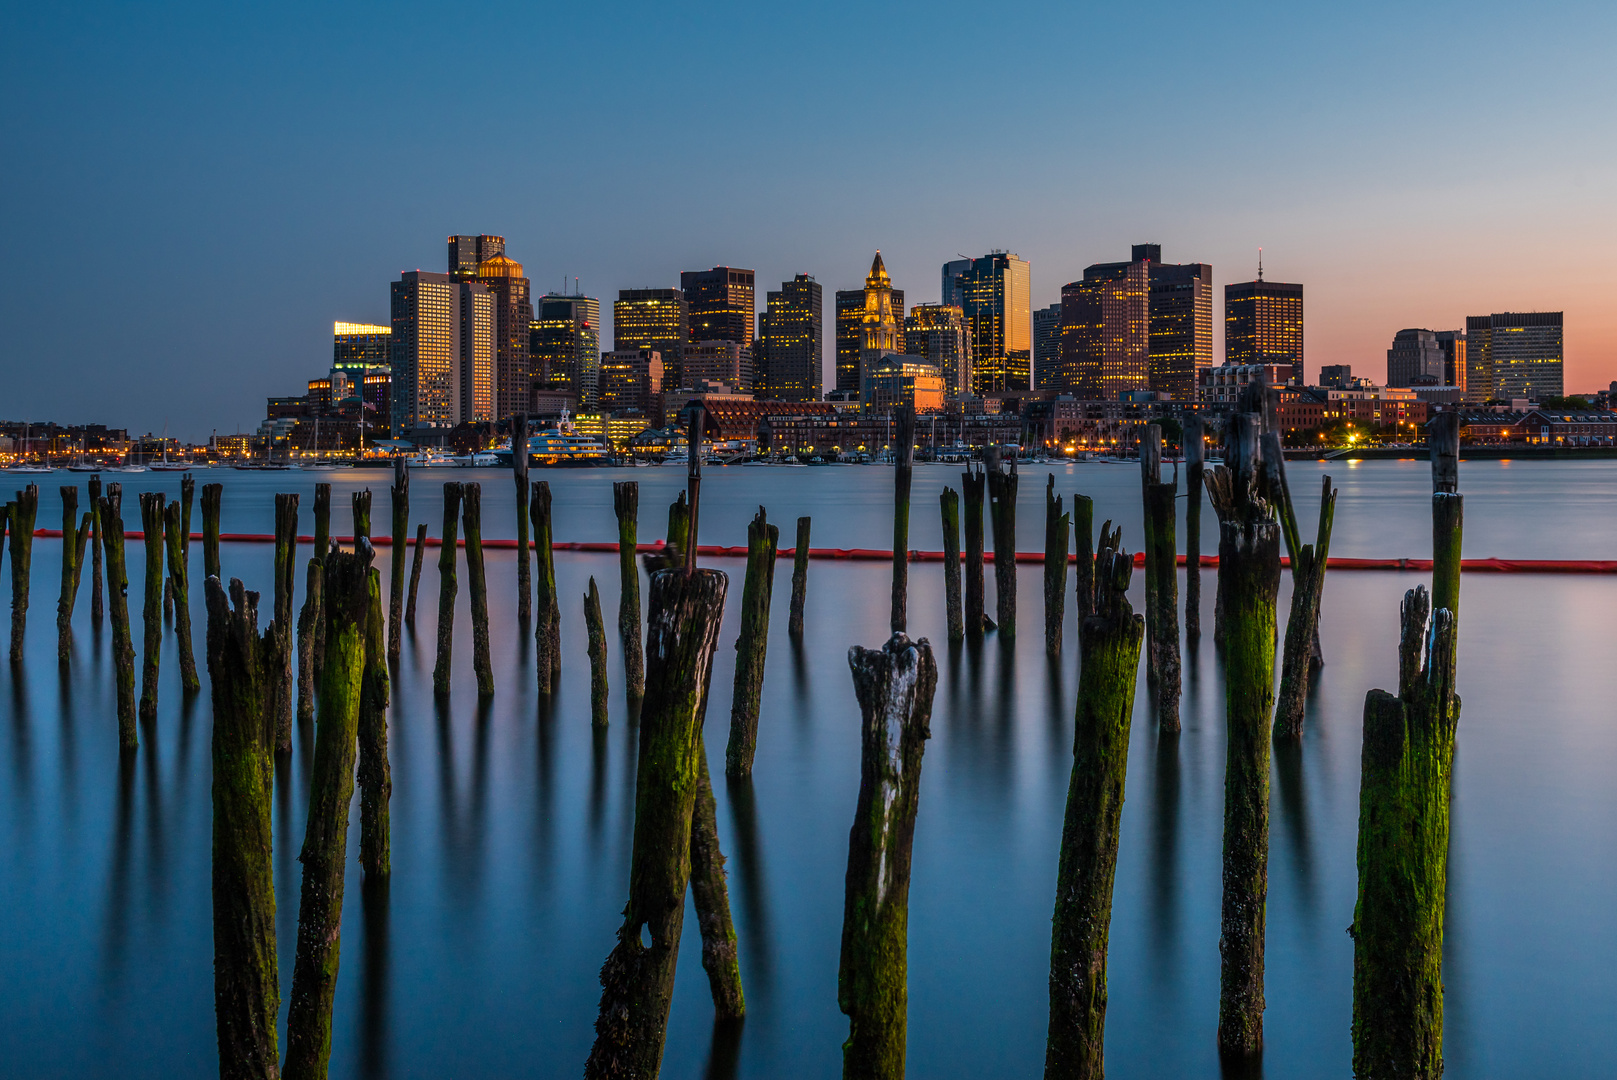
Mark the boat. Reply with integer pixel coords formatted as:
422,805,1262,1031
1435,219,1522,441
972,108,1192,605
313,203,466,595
67,463,104,473
115,464,148,473
454,451,501,467
406,450,457,468
302,460,351,471
491,410,610,468
9,464,55,474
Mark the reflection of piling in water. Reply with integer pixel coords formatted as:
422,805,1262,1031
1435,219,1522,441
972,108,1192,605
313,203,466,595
1142,425,1181,733
789,515,811,638
56,486,92,666
691,754,744,1020
839,632,936,1080
1148,729,1182,980
585,576,609,728
1045,545,1144,1079
388,460,409,664
726,507,777,780
531,481,560,693
614,481,644,699
587,566,729,1079
100,486,137,749
462,483,494,697
271,494,299,754
986,446,1018,637
163,499,200,692
1044,475,1070,656
284,542,373,1080
358,876,392,1080
890,405,915,634
1271,740,1317,920
137,492,165,722
358,566,391,880
725,777,774,988
963,464,986,637
204,576,281,1080
940,490,963,641
432,482,462,697
1185,414,1204,641
405,523,427,629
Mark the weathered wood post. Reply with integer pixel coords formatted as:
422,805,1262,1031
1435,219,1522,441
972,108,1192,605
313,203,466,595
180,471,194,573
789,515,811,638
890,406,916,633
56,486,92,665
137,491,166,722
432,482,463,697
272,494,299,754
201,481,222,584
405,522,427,628
1205,411,1282,1060
614,480,644,699
283,542,373,1080
1045,544,1145,1078
691,752,744,1020
585,576,609,727
358,563,391,880
1143,425,1182,733
513,416,531,626
352,488,372,543
725,506,778,780
1044,475,1069,656
1350,586,1460,1079
963,464,986,636
940,489,963,642
204,576,281,1080
839,632,937,1079
666,490,690,558
986,446,1018,637
1430,411,1462,621
295,559,323,727
1073,495,1095,624
8,484,39,663
388,458,408,664
163,499,200,693
585,565,729,1079
1185,414,1204,641
88,474,105,628
1272,471,1338,740
311,483,331,562
530,481,559,693
461,483,494,697
100,485,138,750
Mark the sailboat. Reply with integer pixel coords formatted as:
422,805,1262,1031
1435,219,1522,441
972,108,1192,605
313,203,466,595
9,423,55,473
151,421,190,471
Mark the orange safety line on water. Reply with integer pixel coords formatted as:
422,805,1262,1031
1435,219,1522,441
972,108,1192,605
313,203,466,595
26,529,1617,574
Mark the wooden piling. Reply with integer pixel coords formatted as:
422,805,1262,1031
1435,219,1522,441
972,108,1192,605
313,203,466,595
271,494,299,754
282,543,373,1080
352,488,371,544
839,632,937,1080
614,481,644,698
7,484,39,664
513,416,531,626
462,483,494,697
358,564,391,880
1205,411,1282,1059
388,458,408,664
890,406,916,633
586,566,729,1080
986,447,1018,637
666,490,690,558
963,464,986,636
1273,472,1338,740
56,486,92,665
432,483,463,697
89,475,105,628
405,522,427,628
1143,426,1181,732
312,483,331,561
1073,495,1095,624
789,515,812,638
100,486,138,750
295,559,322,728
725,506,778,780
531,481,560,694
690,752,744,1020
1044,545,1145,1078
940,490,963,642
1044,475,1069,656
1350,586,1459,1080
1430,412,1462,620
1185,414,1204,640
204,576,281,1080
201,481,222,583
137,492,166,722
585,576,609,727
163,499,200,693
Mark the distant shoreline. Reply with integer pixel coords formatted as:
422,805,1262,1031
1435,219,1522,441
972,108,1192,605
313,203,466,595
1283,446,1617,461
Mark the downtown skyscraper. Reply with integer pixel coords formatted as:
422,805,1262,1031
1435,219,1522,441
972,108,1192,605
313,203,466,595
681,266,755,348
1055,253,1149,399
390,271,494,432
1140,247,1213,400
943,252,1031,394
758,274,823,402
614,288,687,387
835,253,905,393
530,293,601,409
474,252,533,421
1464,311,1563,402
904,304,972,399
1225,263,1304,381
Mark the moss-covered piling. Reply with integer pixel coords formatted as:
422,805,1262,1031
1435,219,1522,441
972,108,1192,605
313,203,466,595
941,489,963,642
8,484,39,664
56,486,92,666
163,499,200,693
890,406,915,633
137,492,166,723
201,481,222,584
514,416,532,626
462,483,494,697
963,464,986,637
789,515,811,638
389,458,408,665
614,480,643,698
1185,414,1204,640
986,448,1018,637
725,506,778,780
271,494,299,754
405,522,427,629
1044,475,1069,656
585,576,609,727
101,486,138,750
358,564,391,880
432,483,462,697
531,481,560,694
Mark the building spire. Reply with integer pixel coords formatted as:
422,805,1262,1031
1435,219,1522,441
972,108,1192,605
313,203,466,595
1258,247,1264,282
867,251,890,288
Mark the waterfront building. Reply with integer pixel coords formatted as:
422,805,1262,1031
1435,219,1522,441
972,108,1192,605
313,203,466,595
1435,330,1467,395
1032,303,1061,390
475,253,534,420
1318,364,1354,389
862,353,945,414
1387,328,1446,387
614,288,687,387
530,293,602,409
1225,265,1304,380
758,274,823,402
681,266,755,348
1465,311,1562,402
681,340,753,391
835,253,905,393
449,234,505,280
904,304,972,399
1144,251,1214,399
599,349,664,421
1196,362,1296,406
391,270,494,432
333,322,391,374
950,251,1031,394
1056,255,1149,399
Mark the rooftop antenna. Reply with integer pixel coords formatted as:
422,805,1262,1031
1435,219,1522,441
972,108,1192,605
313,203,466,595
1258,248,1264,282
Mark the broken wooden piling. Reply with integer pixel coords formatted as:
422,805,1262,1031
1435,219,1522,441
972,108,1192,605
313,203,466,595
725,506,778,780
1044,475,1069,656
1185,414,1204,640
531,480,560,694
89,475,105,628
891,406,915,633
789,515,811,638
432,482,463,697
405,522,427,629
1073,495,1095,624
940,489,963,642
514,416,532,626
963,464,986,636
295,559,322,728
56,486,92,666
1272,471,1338,741
352,488,371,544
691,752,744,1020
311,483,331,562
163,498,200,693
271,494,299,754
388,459,408,664
8,484,39,664
137,492,166,723
614,480,644,699
986,447,1018,637
201,481,222,583
100,485,137,750
1142,425,1181,733
358,563,391,880
462,483,494,697
585,576,609,727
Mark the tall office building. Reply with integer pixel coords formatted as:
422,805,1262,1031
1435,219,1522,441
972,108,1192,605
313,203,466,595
681,266,755,348
614,288,687,387
474,253,533,420
904,304,971,399
530,294,602,408
1387,328,1445,387
333,322,391,374
391,271,494,432
1225,265,1304,381
1143,250,1214,400
1055,255,1149,399
1465,311,1563,402
448,234,505,280
948,252,1032,394
682,341,752,390
758,274,823,402
834,253,906,393
1435,330,1466,395
599,349,664,418
1032,303,1061,390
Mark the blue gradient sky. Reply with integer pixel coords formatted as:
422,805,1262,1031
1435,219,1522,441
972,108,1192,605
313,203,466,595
3,1,1615,439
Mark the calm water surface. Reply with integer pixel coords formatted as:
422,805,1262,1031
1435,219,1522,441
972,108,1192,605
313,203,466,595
2,460,1615,1078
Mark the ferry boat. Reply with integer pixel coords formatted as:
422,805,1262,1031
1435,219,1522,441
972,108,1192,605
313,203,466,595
454,451,501,467
492,412,610,468
405,450,457,469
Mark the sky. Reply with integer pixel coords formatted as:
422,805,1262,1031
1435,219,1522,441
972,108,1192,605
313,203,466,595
3,1,1616,441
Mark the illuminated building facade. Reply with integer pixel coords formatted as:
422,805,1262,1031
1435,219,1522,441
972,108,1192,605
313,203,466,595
474,253,533,420
1144,251,1213,399
614,288,687,386
1056,256,1149,399
834,253,906,394
1225,272,1304,381
1465,311,1562,402
758,274,823,402
951,252,1031,394
862,354,946,414
1032,303,1061,390
598,349,664,420
1435,330,1466,395
529,294,602,408
1387,328,1445,387
448,234,505,280
904,304,972,399
333,322,391,375
681,340,753,391
391,271,494,431
681,266,755,348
